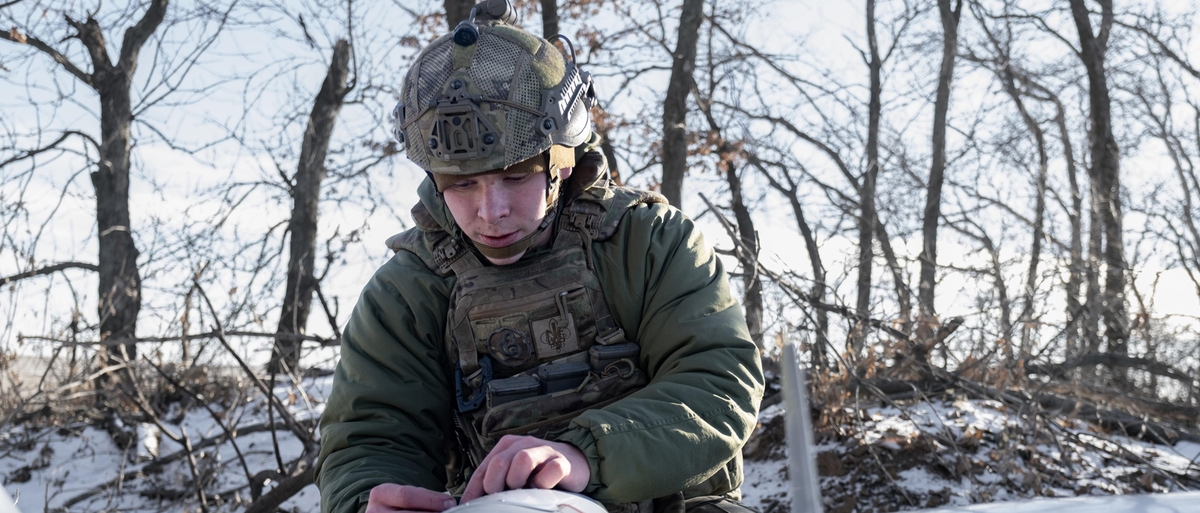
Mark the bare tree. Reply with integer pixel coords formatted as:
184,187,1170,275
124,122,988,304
0,0,171,363
272,39,355,374
751,155,830,366
1069,0,1129,383
916,0,963,343
660,0,704,207
969,5,1048,357
696,109,761,349
851,0,886,355
0,0,237,448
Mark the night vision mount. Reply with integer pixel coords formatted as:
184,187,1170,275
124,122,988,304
453,0,519,47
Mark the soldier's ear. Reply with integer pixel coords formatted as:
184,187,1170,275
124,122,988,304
558,167,573,181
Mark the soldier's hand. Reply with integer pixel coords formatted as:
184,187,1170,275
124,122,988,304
460,435,590,502
366,483,458,513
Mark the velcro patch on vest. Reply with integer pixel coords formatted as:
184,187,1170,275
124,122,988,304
532,313,578,357
473,315,536,368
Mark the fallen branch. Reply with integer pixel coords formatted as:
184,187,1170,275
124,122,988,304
244,450,318,513
20,330,339,347
59,419,316,508
1026,352,1199,391
936,367,1200,445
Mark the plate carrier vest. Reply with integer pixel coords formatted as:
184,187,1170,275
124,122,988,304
387,158,667,503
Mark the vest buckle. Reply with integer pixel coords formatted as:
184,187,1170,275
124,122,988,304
455,356,493,413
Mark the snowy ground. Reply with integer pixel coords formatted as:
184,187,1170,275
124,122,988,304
1,376,330,513
3,377,1198,512
739,396,1200,513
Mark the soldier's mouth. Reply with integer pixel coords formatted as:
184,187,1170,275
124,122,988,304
477,231,520,247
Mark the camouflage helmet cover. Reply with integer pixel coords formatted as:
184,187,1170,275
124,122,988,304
391,20,596,176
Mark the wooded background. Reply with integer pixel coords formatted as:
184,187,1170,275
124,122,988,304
2,0,1199,510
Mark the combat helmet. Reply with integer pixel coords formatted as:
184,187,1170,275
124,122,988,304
390,0,596,178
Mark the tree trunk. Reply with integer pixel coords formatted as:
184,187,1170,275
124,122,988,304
1084,171,1103,354
660,0,704,207
996,70,1047,359
1052,97,1084,359
752,158,829,367
989,236,1014,351
32,0,168,449
68,2,167,366
94,74,142,362
445,0,476,28
852,0,883,356
1068,0,1127,382
540,0,560,38
876,220,912,331
271,40,353,374
916,0,962,344
724,162,763,348
789,191,828,368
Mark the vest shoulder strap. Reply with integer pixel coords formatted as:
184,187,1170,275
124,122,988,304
560,185,668,242
385,202,482,276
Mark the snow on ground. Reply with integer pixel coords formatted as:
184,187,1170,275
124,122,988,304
740,394,1200,513
3,380,1199,513
1,376,331,512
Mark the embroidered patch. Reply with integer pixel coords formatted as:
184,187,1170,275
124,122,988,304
532,314,578,358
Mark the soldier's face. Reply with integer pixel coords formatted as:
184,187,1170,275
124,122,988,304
442,166,572,265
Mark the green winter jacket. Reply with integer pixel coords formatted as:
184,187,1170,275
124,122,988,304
315,162,764,513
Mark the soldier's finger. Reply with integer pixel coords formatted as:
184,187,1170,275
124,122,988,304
491,434,531,455
461,462,487,502
462,443,505,502
482,449,517,495
368,484,457,511
505,447,551,490
528,453,570,490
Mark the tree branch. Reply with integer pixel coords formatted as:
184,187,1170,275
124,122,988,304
0,130,100,168
119,0,170,71
0,30,93,86
64,15,113,76
0,261,99,286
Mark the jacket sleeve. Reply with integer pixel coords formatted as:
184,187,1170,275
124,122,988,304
552,203,765,503
315,251,456,513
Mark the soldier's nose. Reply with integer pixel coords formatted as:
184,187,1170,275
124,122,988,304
478,184,511,222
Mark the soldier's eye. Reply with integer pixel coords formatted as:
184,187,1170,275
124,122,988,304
504,173,531,183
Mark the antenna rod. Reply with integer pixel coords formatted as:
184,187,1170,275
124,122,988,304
781,334,824,513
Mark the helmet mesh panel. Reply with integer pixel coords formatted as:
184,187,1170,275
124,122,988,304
417,39,454,104
404,38,453,168
506,64,548,167
470,33,521,99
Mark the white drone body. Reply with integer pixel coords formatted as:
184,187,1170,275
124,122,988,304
446,489,607,513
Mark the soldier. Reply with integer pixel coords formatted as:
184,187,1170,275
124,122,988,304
314,2,764,512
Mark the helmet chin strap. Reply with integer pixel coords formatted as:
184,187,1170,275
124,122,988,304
470,153,564,261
